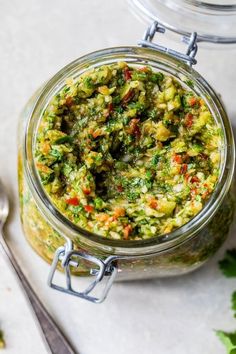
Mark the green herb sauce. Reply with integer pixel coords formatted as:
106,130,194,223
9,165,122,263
34,62,221,240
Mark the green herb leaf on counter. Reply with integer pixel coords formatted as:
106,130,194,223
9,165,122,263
232,292,236,318
217,250,236,353
216,330,236,354
0,330,5,349
219,249,236,277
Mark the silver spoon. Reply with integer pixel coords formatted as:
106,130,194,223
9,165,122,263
0,179,77,354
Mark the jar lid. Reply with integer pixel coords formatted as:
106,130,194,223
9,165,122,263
129,0,236,43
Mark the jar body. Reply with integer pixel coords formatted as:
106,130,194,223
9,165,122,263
18,48,235,281
19,163,235,280
18,91,235,281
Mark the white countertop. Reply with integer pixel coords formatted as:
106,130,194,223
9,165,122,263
0,1,236,353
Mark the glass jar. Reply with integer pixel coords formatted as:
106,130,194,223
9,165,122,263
18,38,235,302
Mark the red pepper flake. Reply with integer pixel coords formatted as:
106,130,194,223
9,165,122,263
122,89,134,104
184,113,193,128
84,205,93,213
202,190,209,199
117,185,123,192
66,197,80,206
92,130,101,139
185,173,190,181
83,187,91,195
188,97,197,106
65,96,74,107
128,118,140,138
104,102,114,118
134,127,141,138
124,67,132,81
123,225,132,240
149,199,158,209
200,153,208,160
190,176,200,183
173,154,183,164
108,102,113,113
180,164,188,174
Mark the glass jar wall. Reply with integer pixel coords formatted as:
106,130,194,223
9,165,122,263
18,47,235,281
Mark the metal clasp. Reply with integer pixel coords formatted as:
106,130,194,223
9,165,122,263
48,239,118,303
138,21,198,66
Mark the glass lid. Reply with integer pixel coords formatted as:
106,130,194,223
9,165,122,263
129,0,236,43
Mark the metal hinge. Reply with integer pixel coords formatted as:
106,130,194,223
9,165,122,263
138,21,198,66
47,239,118,303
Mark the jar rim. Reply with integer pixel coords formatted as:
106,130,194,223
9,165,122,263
23,46,235,256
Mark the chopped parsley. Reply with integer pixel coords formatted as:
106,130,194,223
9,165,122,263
219,249,236,277
216,331,236,354
217,250,236,353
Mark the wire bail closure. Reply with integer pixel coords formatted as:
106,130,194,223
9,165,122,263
48,239,118,303
138,21,198,66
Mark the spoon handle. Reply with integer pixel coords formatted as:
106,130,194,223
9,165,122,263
0,234,77,354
